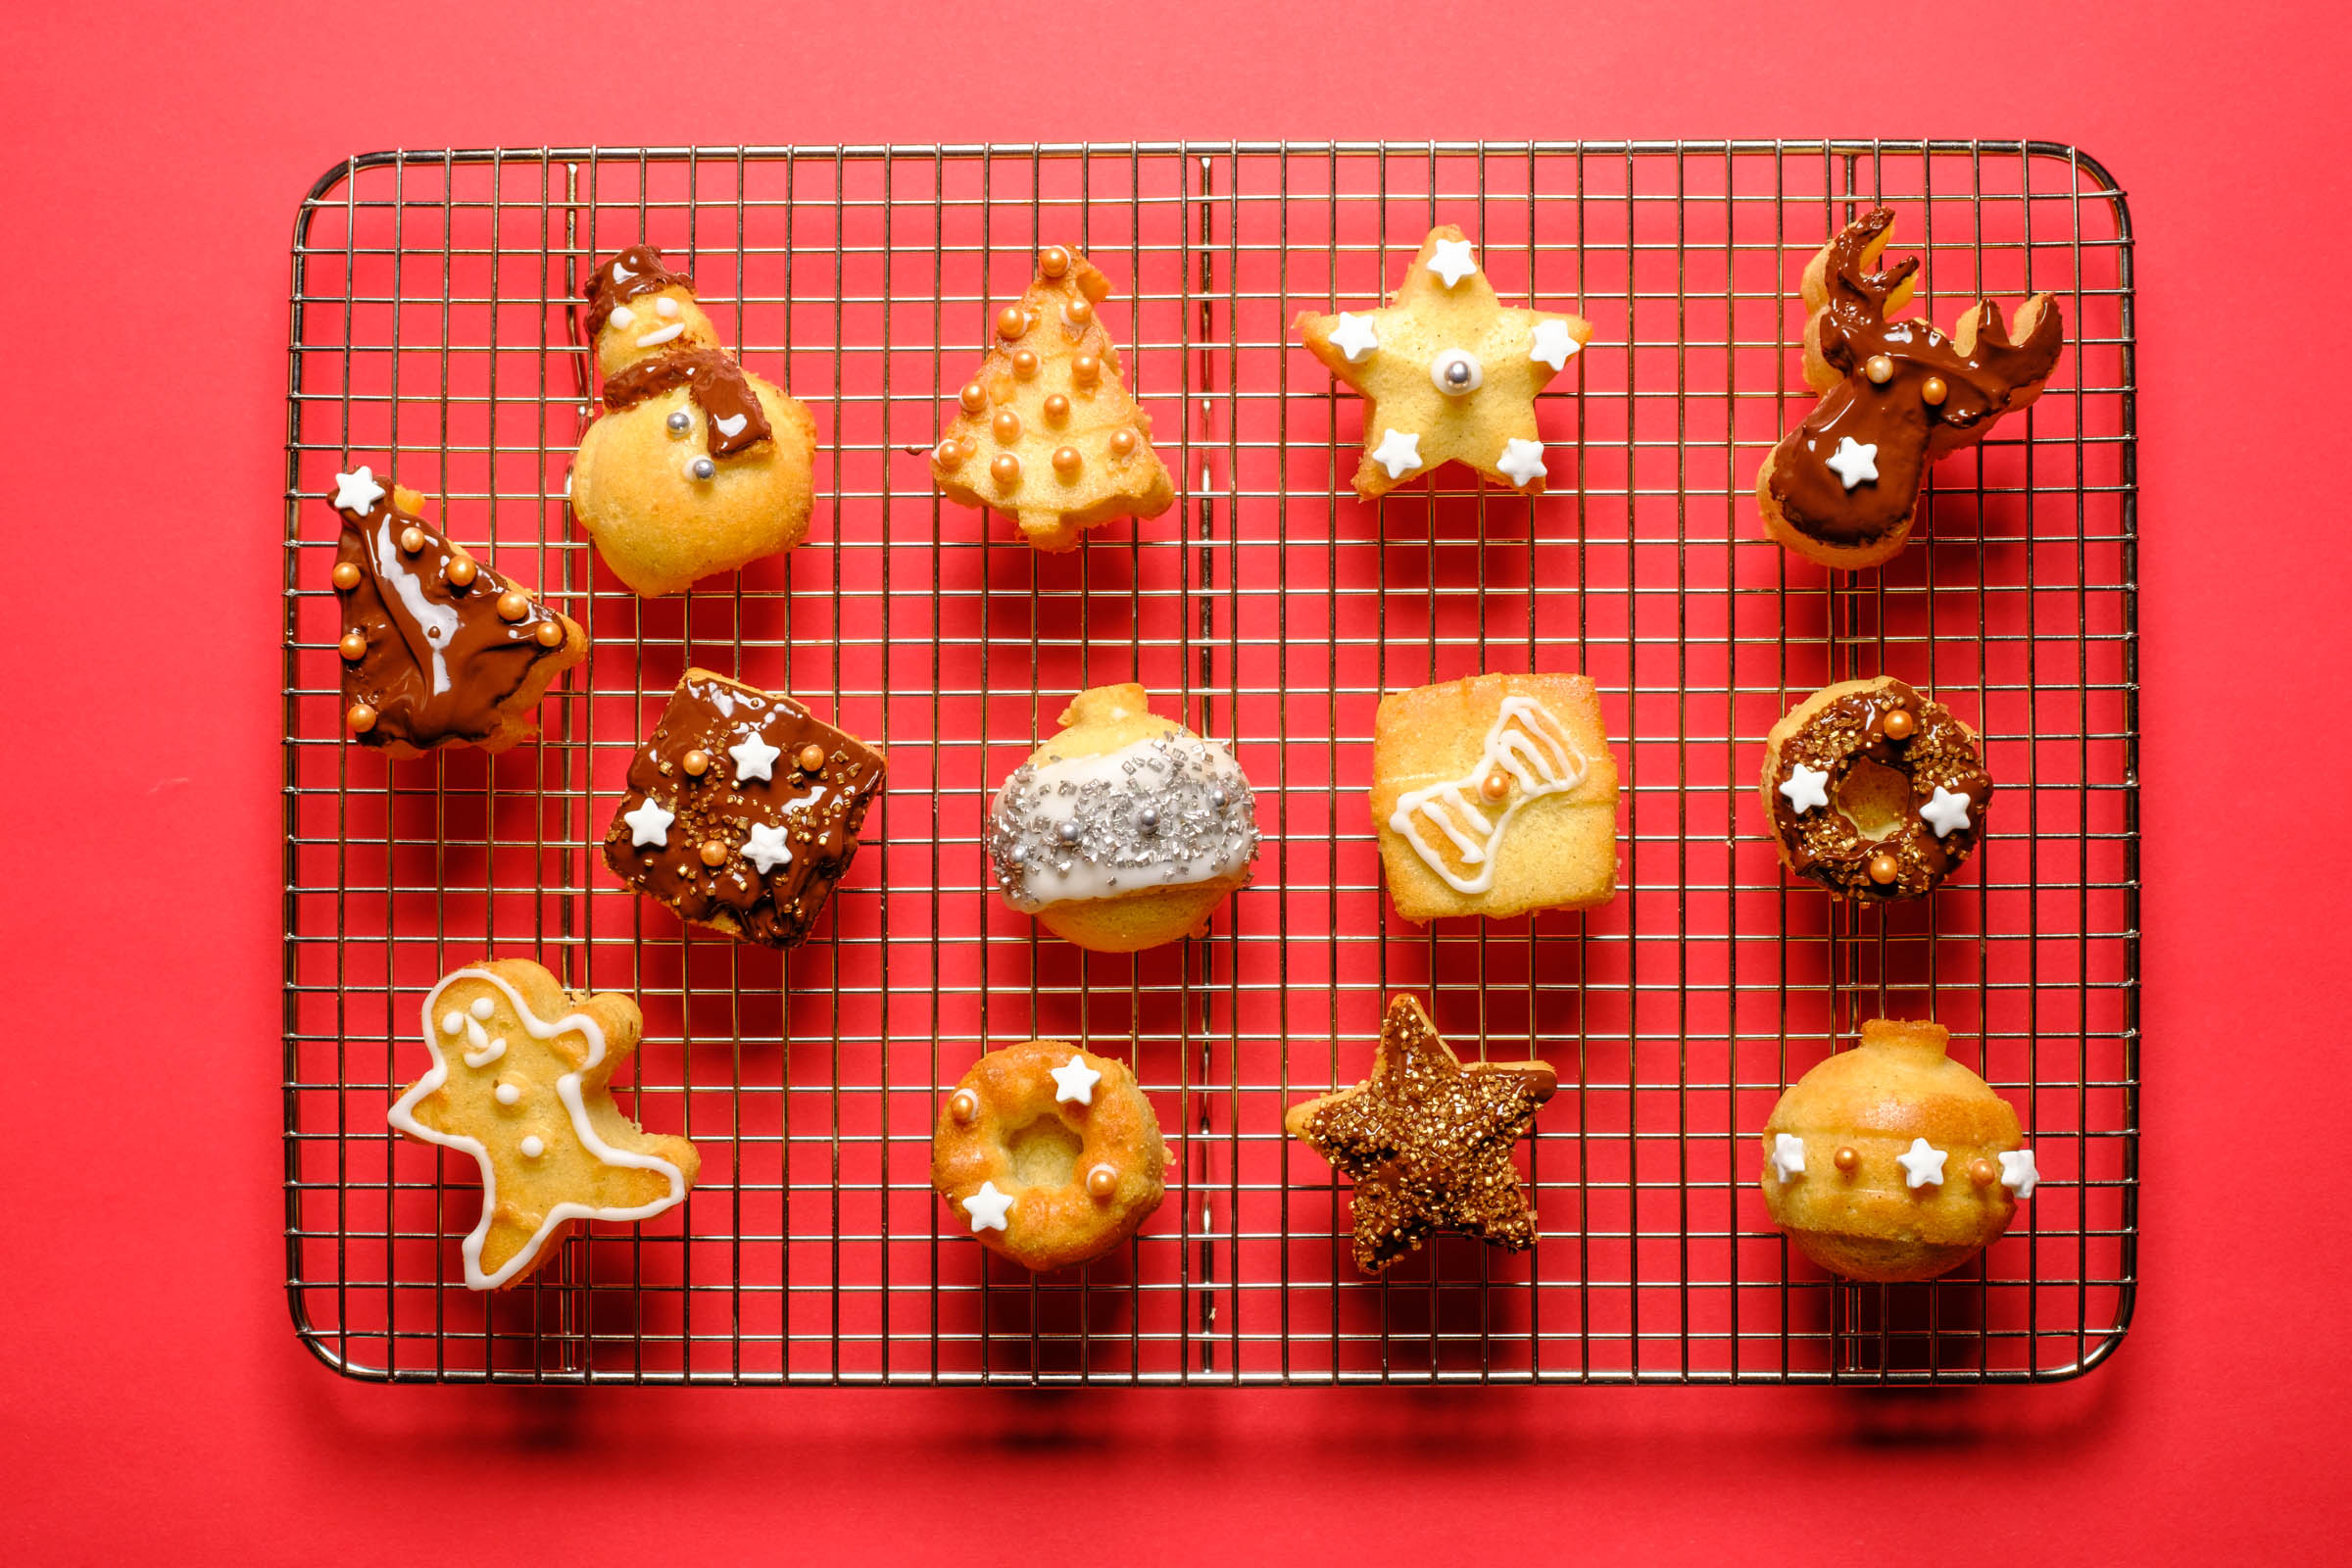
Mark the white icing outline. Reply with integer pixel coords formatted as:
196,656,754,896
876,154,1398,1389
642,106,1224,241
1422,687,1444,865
1387,697,1588,895
387,967,689,1291
368,514,457,696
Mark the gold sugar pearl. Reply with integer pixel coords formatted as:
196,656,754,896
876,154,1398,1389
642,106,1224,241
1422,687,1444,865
798,743,827,773
1065,298,1094,326
445,556,477,589
1052,445,1082,476
496,590,530,622
1011,348,1040,379
957,381,988,415
1480,768,1511,802
996,306,1028,340
1038,245,1070,278
338,630,368,662
681,749,711,777
1922,376,1949,407
1108,429,1137,458
1868,852,1901,885
1043,393,1070,424
346,702,377,734
1071,354,1101,387
934,438,964,468
1834,1146,1859,1173
533,619,564,648
398,526,426,555
1086,1164,1118,1200
1882,708,1916,741
330,562,362,591
700,839,729,867
1864,354,1894,385
992,408,1023,445
1969,1157,1998,1188
991,454,1021,488
950,1089,979,1125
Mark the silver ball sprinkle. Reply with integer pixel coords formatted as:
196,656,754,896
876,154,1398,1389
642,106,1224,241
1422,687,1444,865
1138,806,1159,831
666,410,692,435
1210,786,1228,809
1055,818,1082,844
690,457,716,481
1445,359,1473,387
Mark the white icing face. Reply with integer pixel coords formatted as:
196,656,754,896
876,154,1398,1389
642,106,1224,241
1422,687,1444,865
608,304,636,330
469,997,495,1020
636,322,686,349
1429,348,1484,396
495,1082,521,1105
441,1010,466,1036
519,1135,546,1159
655,297,680,318
1389,696,1589,896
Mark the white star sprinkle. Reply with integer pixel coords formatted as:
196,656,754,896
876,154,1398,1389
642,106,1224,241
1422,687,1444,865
331,466,385,514
1779,762,1831,814
741,820,792,874
729,730,782,783
1371,428,1423,479
962,1180,1012,1233
1427,237,1479,287
1826,436,1880,490
1050,1054,1102,1106
622,797,674,848
1920,786,1973,838
1897,1137,1948,1190
1529,318,1583,371
1999,1149,2039,1199
1770,1133,1807,1182
1329,312,1379,363
1496,438,1547,489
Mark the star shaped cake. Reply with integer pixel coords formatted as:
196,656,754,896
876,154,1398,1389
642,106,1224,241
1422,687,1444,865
1284,995,1556,1274
1295,224,1592,499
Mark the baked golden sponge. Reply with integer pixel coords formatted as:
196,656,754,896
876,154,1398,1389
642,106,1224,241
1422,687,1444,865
1761,1018,2037,1283
931,245,1173,552
1756,207,2063,569
569,245,817,596
932,1040,1170,1272
984,684,1259,953
1371,672,1620,922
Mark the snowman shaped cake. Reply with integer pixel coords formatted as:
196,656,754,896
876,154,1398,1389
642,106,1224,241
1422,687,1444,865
568,245,817,597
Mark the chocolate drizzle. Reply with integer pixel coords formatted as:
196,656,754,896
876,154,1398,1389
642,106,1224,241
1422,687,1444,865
581,244,695,336
329,484,572,753
1768,678,1994,902
603,671,887,949
601,348,772,458
1767,208,2065,548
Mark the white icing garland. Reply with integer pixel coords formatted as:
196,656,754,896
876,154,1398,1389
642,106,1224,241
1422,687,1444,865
1388,696,1589,895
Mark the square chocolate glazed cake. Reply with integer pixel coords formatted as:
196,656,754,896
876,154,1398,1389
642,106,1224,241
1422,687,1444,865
603,669,887,948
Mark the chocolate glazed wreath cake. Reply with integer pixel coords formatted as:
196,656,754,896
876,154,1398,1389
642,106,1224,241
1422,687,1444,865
603,669,887,948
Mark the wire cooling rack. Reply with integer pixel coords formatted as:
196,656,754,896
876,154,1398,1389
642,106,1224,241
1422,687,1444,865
281,141,2137,1385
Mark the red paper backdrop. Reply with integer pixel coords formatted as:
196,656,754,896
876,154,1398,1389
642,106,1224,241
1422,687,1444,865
5,1,2344,1558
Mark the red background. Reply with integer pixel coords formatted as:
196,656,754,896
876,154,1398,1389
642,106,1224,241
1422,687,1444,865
5,1,2343,1558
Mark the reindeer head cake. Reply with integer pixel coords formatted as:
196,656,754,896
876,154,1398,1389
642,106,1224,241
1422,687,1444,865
1756,208,2064,569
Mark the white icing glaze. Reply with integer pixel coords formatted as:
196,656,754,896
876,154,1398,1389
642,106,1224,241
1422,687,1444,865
608,304,636,329
386,967,689,1290
1770,1132,1806,1182
1427,237,1478,287
494,1082,521,1105
1050,1054,1101,1105
623,797,674,847
963,1180,1013,1233
742,820,793,874
1779,762,1831,814
1999,1148,2039,1199
519,1135,546,1158
711,412,749,439
1920,786,1973,838
331,466,386,514
1387,696,1589,896
1827,435,1880,490
994,734,1255,911
1897,1137,1947,1189
1496,438,1545,489
1529,318,1583,371
611,260,636,282
1371,428,1423,479
729,730,781,783
1429,348,1484,396
1329,312,1378,363
370,514,456,695
635,322,686,348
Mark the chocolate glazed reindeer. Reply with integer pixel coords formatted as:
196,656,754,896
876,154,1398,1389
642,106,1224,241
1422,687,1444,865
1756,207,2064,569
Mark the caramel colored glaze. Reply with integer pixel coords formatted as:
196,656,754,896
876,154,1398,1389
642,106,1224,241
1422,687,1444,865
602,671,887,949
329,487,569,752
581,244,695,336
601,348,773,458
1768,208,2064,548
1769,678,1992,902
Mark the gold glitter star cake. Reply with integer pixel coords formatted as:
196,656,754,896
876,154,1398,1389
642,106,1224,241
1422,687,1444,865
1296,224,1592,499
1284,995,1556,1274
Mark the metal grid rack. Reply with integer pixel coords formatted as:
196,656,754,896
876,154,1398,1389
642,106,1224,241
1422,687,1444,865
281,141,2137,1386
